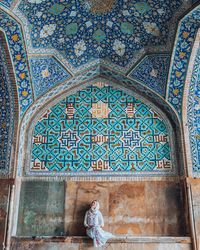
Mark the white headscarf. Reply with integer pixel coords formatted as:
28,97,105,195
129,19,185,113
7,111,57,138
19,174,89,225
90,200,100,213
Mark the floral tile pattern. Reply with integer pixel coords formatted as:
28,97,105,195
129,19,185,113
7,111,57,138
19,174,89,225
17,0,182,69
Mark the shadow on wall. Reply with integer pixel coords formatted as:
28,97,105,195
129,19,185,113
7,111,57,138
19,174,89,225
65,201,90,236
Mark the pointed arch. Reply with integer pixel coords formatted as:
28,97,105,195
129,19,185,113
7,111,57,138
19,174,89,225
16,72,184,178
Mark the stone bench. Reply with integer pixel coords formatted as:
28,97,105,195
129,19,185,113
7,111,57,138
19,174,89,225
11,236,192,250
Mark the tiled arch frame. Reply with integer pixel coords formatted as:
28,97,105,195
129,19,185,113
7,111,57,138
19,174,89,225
16,70,185,178
167,5,200,117
0,30,19,177
183,29,200,177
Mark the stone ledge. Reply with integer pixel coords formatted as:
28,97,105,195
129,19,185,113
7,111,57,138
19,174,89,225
12,236,191,244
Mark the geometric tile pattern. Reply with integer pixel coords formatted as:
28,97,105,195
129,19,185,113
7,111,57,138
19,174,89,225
167,6,200,116
129,54,171,97
30,84,173,175
187,47,200,174
0,42,14,175
17,67,102,177
0,10,33,117
29,57,71,98
99,66,181,127
17,0,182,69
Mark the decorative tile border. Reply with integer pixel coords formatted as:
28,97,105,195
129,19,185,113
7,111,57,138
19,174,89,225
17,65,100,176
167,6,200,116
187,47,200,175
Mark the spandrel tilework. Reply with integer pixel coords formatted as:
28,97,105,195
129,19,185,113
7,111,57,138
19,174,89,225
30,84,173,176
29,57,71,98
129,54,171,97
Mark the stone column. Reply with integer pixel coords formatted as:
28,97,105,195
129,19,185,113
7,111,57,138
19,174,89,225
187,178,200,250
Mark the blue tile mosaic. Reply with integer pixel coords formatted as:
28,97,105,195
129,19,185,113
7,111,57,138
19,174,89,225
129,54,171,97
29,57,71,98
30,84,175,176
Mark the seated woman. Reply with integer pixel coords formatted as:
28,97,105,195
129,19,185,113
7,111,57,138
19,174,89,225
84,200,115,247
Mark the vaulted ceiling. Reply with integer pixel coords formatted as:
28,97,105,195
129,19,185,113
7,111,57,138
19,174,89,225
6,0,192,73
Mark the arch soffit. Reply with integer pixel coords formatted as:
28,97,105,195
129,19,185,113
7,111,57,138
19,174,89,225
0,30,19,177
182,29,200,177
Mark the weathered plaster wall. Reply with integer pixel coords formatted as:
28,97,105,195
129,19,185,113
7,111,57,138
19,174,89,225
16,180,188,239
65,181,188,237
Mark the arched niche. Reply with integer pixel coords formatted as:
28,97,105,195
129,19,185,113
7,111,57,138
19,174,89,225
25,80,177,177
14,78,189,239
